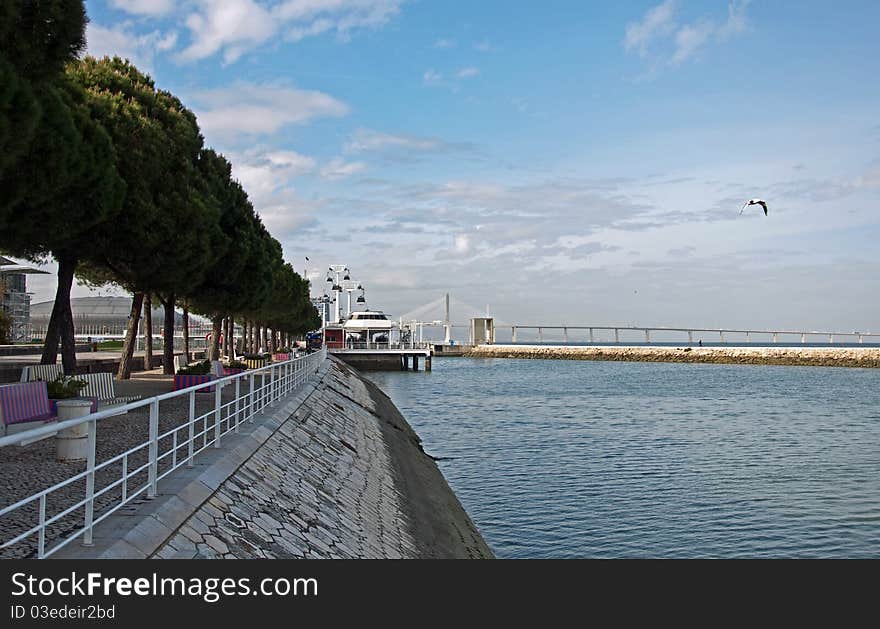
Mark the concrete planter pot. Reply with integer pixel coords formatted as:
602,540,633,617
173,374,215,392
55,399,96,461
50,396,98,416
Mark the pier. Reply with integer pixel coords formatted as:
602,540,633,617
330,347,432,371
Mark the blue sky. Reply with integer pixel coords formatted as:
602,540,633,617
24,1,880,331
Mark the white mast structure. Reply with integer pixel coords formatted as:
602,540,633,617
444,292,452,344
327,264,348,324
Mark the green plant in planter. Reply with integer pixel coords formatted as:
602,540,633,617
242,353,264,360
225,359,247,370
176,360,212,376
45,374,89,399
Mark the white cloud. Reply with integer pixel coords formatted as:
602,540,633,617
228,148,319,238
457,66,480,78
320,158,367,179
191,83,349,138
624,0,753,67
180,0,276,64
434,38,456,49
85,22,178,73
624,0,676,56
423,69,443,85
671,21,714,65
176,0,405,63
453,233,471,254
347,128,440,152
109,0,175,16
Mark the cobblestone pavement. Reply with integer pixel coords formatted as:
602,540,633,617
154,361,420,558
0,378,244,559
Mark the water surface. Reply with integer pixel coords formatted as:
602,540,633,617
365,358,880,558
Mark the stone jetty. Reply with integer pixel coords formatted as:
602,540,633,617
56,357,492,559
465,345,880,368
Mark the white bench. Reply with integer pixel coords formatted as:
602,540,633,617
79,373,142,410
20,364,63,383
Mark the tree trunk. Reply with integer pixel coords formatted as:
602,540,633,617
40,259,76,371
242,318,248,355
162,293,175,374
223,315,231,358
144,294,153,370
260,324,267,353
250,321,256,353
211,317,222,361
118,293,144,380
182,307,190,363
43,255,79,374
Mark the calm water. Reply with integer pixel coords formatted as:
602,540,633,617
365,358,880,558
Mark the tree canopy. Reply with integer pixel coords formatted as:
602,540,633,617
0,4,319,375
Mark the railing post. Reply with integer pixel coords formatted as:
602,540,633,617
589,328,594,344
187,390,195,467
82,419,97,546
249,373,255,422
511,326,517,343
645,329,650,344
688,330,693,344
234,376,241,433
38,494,46,559
538,327,543,342
148,399,159,498
214,381,222,448
614,328,620,344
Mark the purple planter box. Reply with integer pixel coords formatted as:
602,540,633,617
50,397,99,416
273,353,290,362
222,367,245,376
173,374,215,392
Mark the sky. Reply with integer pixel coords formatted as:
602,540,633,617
18,0,880,331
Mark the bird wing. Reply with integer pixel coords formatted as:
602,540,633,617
740,201,748,214
758,201,768,215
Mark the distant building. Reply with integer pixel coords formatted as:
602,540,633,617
29,296,185,335
0,256,49,343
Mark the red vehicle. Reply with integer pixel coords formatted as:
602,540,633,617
323,327,344,349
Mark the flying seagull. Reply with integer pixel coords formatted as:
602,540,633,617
740,198,768,216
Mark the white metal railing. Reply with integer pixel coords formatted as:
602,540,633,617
0,348,326,559
330,341,433,351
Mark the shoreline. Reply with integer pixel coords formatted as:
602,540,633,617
40,356,492,559
464,344,880,368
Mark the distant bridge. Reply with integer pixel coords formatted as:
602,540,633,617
396,295,877,346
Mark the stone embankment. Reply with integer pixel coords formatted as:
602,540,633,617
56,357,492,559
465,345,880,368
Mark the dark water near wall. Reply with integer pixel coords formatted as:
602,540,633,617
365,358,880,558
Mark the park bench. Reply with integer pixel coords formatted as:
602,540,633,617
19,364,63,383
0,381,57,439
78,372,142,411
174,355,190,372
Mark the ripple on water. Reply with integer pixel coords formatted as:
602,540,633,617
365,359,880,558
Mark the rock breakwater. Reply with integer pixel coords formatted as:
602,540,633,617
465,345,880,368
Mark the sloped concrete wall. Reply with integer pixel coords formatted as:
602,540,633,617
152,358,492,559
